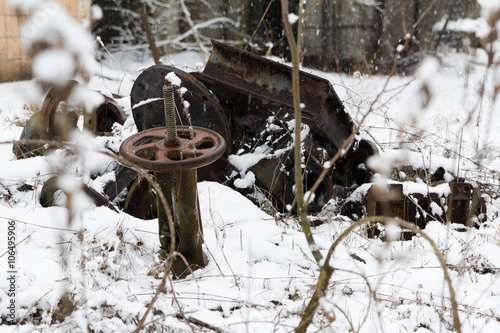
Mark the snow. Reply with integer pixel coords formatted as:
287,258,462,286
90,4,103,21
288,13,299,25
418,56,440,82
31,49,75,85
233,171,256,189
1,51,499,330
179,87,188,96
228,144,271,172
68,85,105,114
477,0,500,13
434,17,488,34
165,72,182,87
429,201,443,216
1,3,500,332
131,97,163,109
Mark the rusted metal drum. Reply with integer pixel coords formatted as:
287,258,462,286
13,81,124,159
130,65,230,148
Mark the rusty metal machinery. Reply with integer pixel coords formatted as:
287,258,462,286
126,40,377,214
130,64,231,184
121,82,226,276
14,82,79,159
120,127,226,172
19,40,487,241
25,41,487,238
193,39,354,158
13,81,124,159
192,40,376,211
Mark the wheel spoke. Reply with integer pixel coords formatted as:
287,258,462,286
132,142,157,154
176,147,198,159
190,149,205,158
190,134,214,148
155,151,171,162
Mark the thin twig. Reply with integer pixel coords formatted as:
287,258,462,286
295,216,461,333
175,314,229,333
206,189,241,290
179,0,208,62
169,275,196,333
139,5,162,65
96,37,132,82
16,291,51,327
133,256,174,333
0,216,79,232
281,0,322,264
244,0,273,52
0,234,32,258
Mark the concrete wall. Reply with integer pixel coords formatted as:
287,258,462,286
0,0,30,81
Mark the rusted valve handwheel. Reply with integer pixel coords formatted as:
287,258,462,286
120,126,226,172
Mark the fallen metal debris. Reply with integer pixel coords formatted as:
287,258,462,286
84,96,124,135
131,65,230,142
362,180,486,239
19,40,486,238
194,41,378,210
40,176,118,212
194,40,354,157
14,81,124,159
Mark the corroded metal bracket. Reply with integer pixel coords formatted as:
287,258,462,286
364,182,486,239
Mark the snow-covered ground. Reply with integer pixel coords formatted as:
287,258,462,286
0,46,498,333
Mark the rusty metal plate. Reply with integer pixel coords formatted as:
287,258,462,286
193,39,355,157
130,65,230,148
123,176,157,220
103,163,138,202
85,96,125,134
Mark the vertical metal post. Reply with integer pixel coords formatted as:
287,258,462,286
156,82,206,276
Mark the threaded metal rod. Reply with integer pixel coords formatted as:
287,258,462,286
162,82,180,229
163,83,178,142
